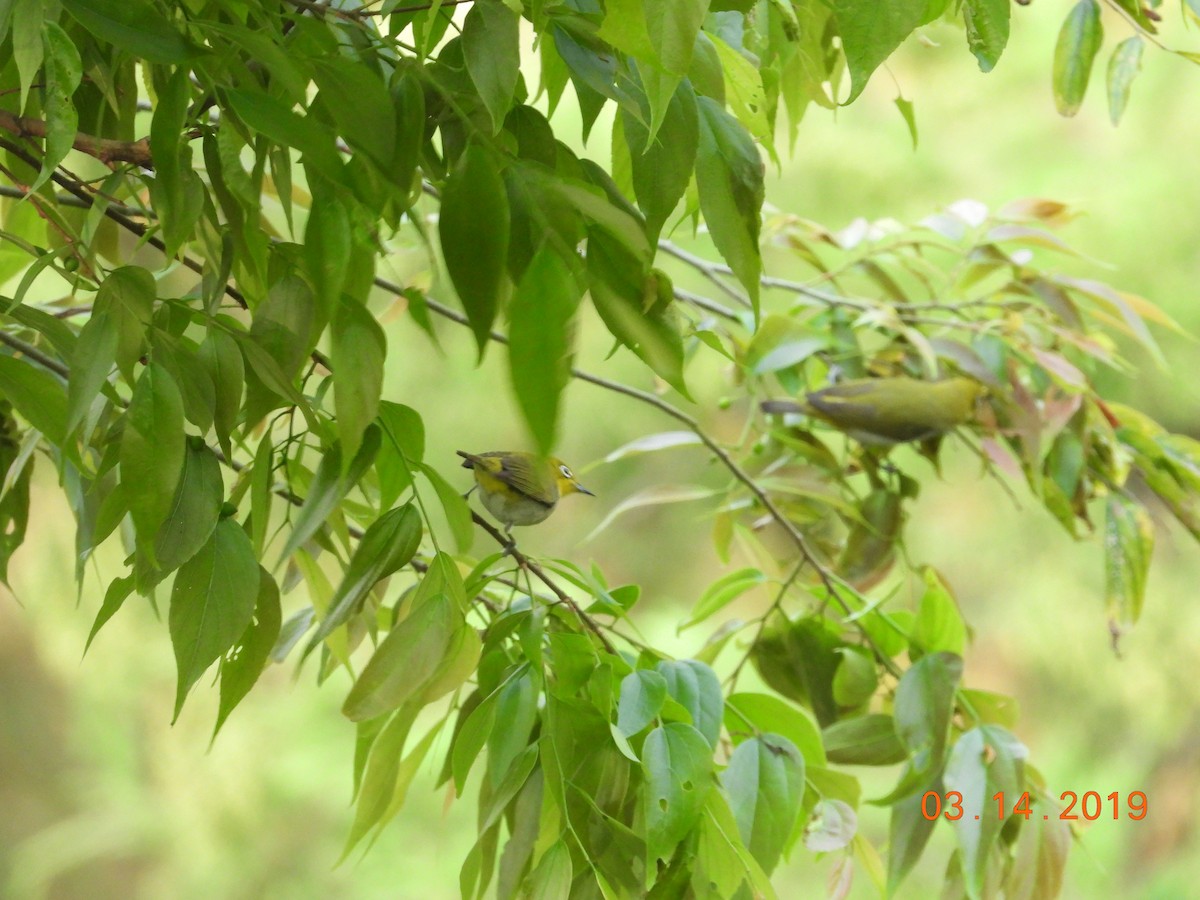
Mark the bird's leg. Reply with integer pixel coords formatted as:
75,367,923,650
501,524,517,557
463,484,477,500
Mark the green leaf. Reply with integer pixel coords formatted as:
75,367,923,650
343,705,420,857
0,357,68,445
149,66,204,257
525,840,573,899
375,402,422,509
657,659,723,749
11,0,43,112
890,652,962,787
943,726,1027,898
886,771,942,895
418,462,474,553
832,647,877,708
276,427,380,564
332,297,386,466
616,669,668,740
213,568,282,737
894,96,918,149
696,792,779,900
342,593,459,721
35,23,82,192
831,0,927,103
725,693,826,766
709,33,773,152
95,266,154,381
439,142,510,357
1105,494,1153,639
721,733,805,874
1053,0,1103,117
695,97,763,317
463,0,521,131
643,722,714,865
65,312,116,436
486,669,539,787
597,0,655,62
62,0,200,62
305,504,423,655
962,0,1010,73
303,196,350,325
681,567,765,631
1106,37,1143,126
823,714,907,766
645,0,708,77
198,329,244,455
170,517,260,720
911,566,967,656
155,437,223,573
452,688,499,792
84,574,135,653
508,246,581,454
313,57,395,170
121,363,185,559
624,79,700,241
226,89,345,186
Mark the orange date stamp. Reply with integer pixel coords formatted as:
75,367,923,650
920,790,1148,822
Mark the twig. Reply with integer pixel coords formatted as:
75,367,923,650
0,330,70,378
0,110,154,168
468,510,617,654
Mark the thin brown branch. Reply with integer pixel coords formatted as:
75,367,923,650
0,330,70,379
0,110,154,168
469,510,617,654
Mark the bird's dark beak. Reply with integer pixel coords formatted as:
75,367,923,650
577,485,595,497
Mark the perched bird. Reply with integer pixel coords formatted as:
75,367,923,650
457,450,594,537
761,376,984,446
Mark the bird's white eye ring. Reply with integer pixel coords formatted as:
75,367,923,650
559,464,572,478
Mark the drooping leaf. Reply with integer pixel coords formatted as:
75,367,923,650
657,659,723,749
305,504,423,655
332,297,386,466
1053,0,1103,117
170,517,260,720
62,0,199,62
35,23,82,192
342,592,460,721
439,142,510,358
1105,493,1153,641
462,0,521,131
1106,37,1144,126
830,0,927,103
695,97,763,317
0,356,69,446
155,436,223,574
962,0,1010,73
508,246,581,454
721,733,805,874
121,363,185,560
616,669,668,742
213,568,282,737
823,714,907,766
643,722,715,865
943,726,1028,898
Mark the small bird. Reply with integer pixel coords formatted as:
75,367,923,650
761,376,984,446
457,450,594,538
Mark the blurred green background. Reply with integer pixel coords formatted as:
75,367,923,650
3,6,1200,898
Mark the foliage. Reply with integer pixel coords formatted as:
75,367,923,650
0,0,1197,897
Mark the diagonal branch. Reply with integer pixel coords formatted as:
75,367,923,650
0,110,154,168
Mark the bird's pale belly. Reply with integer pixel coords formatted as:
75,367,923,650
480,487,557,526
